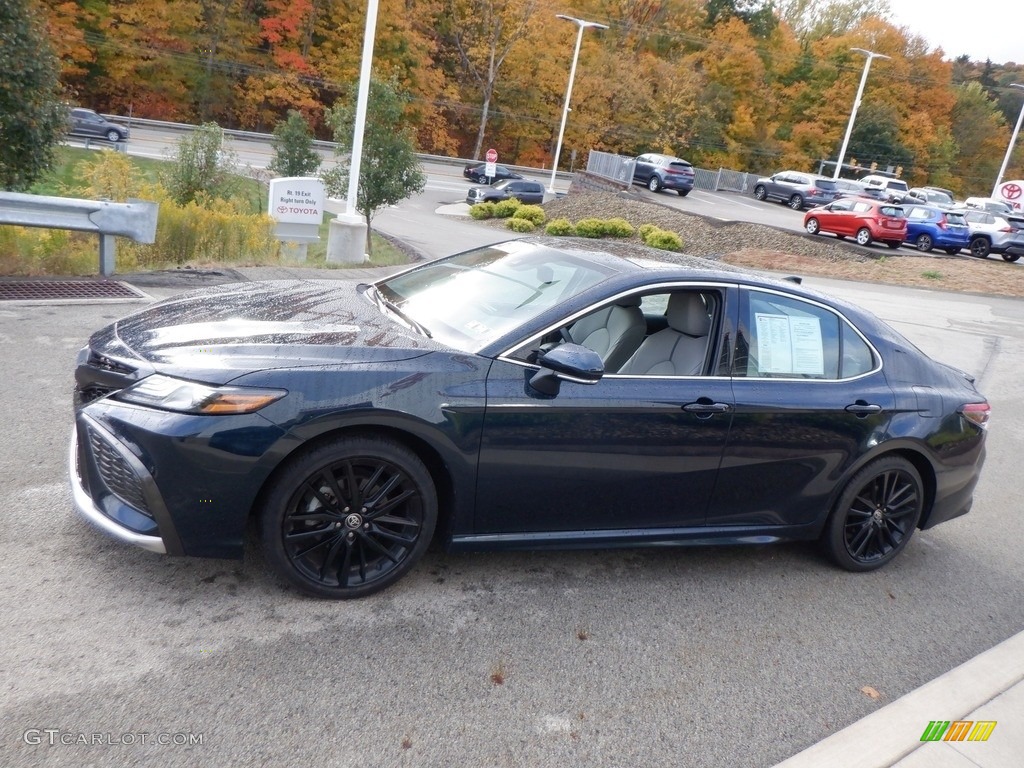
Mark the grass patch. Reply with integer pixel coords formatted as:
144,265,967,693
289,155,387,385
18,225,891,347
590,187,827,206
921,270,943,280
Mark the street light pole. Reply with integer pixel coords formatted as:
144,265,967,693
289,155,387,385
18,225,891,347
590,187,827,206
548,15,608,194
992,83,1024,198
832,48,890,180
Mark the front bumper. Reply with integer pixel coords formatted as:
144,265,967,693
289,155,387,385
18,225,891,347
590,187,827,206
69,416,172,554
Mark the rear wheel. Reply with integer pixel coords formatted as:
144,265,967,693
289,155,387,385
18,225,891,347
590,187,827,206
885,241,902,249
788,194,804,210
678,189,690,197
805,218,821,235
944,247,961,255
648,176,662,193
259,435,437,599
754,185,767,201
1003,253,1021,262
915,234,933,252
969,237,991,258
821,456,923,572
855,228,872,246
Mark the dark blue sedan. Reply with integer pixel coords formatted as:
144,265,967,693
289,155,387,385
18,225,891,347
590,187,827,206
71,238,990,598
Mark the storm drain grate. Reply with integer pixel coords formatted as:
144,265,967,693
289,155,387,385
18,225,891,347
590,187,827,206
0,280,146,301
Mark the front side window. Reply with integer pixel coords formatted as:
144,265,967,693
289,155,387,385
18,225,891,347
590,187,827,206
735,290,874,380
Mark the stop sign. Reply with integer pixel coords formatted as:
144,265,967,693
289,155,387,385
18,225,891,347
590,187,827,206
485,148,498,163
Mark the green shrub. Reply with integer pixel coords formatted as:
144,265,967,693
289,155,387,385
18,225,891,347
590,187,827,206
493,198,522,218
604,217,635,237
574,218,607,238
545,218,575,236
638,223,659,239
506,217,536,233
643,228,683,252
513,204,546,225
469,202,495,220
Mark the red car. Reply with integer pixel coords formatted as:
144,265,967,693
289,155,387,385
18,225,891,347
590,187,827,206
804,198,907,248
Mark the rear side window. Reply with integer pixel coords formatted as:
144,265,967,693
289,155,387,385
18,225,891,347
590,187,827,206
736,290,877,380
814,179,837,190
946,213,967,226
907,207,931,220
880,205,903,217
887,181,909,192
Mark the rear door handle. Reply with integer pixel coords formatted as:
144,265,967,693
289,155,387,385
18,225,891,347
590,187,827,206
845,402,882,416
682,401,731,414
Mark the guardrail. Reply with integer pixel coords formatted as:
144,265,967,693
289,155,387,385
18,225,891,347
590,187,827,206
0,192,159,277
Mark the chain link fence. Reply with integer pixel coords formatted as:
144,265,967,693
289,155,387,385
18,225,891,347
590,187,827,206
587,150,760,195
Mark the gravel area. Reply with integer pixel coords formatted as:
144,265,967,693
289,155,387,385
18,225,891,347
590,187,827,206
535,190,1024,298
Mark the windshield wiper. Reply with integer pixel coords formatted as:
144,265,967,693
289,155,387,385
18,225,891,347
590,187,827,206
367,286,433,338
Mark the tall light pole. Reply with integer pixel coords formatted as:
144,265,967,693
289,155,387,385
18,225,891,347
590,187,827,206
992,83,1024,198
548,15,608,194
832,48,890,180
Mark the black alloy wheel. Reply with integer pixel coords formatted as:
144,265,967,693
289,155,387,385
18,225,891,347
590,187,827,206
1002,253,1021,262
969,237,990,258
822,456,923,572
788,194,804,210
260,436,437,599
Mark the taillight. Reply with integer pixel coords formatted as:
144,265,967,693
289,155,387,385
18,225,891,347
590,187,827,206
937,216,948,230
960,402,991,429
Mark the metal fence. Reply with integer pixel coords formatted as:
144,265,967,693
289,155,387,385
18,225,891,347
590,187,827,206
587,150,760,195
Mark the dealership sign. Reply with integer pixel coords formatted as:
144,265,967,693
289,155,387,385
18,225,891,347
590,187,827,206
268,177,326,225
995,180,1024,211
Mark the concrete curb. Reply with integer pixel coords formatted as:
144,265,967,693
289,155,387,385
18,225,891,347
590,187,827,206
774,629,1024,767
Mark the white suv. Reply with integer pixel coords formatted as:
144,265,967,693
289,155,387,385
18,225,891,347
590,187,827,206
859,174,909,201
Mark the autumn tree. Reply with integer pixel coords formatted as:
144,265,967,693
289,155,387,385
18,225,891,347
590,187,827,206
268,110,322,177
322,80,426,254
0,0,67,190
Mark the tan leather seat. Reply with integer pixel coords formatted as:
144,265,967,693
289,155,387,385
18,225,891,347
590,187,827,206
618,293,710,376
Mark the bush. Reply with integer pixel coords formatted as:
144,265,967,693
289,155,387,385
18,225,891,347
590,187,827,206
642,228,683,252
638,223,659,240
469,202,495,219
493,198,522,218
574,218,607,238
513,204,546,225
506,217,536,233
545,218,575,236
604,217,635,237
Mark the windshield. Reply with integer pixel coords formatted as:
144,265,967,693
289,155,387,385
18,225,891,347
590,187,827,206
375,241,619,351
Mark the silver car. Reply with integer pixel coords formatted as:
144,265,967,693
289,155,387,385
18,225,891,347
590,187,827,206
960,209,1024,261
753,171,840,210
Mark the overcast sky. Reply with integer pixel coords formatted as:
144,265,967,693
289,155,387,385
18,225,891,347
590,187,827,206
886,0,1020,64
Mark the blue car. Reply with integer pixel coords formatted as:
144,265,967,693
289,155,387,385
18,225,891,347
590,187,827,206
902,204,970,253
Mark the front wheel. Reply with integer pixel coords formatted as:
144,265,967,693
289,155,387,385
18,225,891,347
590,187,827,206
855,228,872,246
916,234,933,252
788,194,804,210
821,456,923,572
805,218,821,235
648,176,662,193
754,185,767,201
969,237,991,258
259,435,437,599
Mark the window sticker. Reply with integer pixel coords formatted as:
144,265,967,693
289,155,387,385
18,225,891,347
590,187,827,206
755,313,825,375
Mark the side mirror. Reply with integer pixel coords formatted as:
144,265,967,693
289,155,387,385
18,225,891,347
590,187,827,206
528,343,604,396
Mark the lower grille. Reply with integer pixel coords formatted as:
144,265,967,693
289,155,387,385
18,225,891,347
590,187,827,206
87,426,151,516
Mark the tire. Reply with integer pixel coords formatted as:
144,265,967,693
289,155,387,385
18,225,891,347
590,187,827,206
821,456,923,572
944,247,961,255
885,241,902,249
648,176,662,193
1002,253,1021,262
855,228,872,246
259,435,437,599
969,237,991,258
106,129,122,142
754,185,767,201
915,234,933,252
805,218,820,235
835,234,845,240
678,189,690,197
788,194,804,210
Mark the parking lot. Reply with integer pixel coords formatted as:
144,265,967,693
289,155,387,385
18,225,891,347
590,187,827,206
1,263,1022,767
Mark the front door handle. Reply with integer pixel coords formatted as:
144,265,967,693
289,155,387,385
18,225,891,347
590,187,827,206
845,401,882,416
682,400,731,415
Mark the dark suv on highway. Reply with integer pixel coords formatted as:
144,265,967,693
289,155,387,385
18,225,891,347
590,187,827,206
753,171,840,210
67,108,129,143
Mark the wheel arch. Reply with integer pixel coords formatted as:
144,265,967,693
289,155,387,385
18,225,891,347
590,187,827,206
249,423,459,548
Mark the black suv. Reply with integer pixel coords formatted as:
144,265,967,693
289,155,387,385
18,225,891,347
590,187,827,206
466,179,545,205
67,108,129,143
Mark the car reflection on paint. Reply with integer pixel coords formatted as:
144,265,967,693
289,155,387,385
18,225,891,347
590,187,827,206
70,238,990,599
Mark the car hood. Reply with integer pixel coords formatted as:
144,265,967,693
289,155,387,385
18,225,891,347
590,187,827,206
95,280,445,384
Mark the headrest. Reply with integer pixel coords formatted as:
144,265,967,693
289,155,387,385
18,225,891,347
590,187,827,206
614,296,642,308
667,293,710,336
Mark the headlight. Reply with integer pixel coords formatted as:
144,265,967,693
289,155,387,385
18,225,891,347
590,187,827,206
115,375,286,414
